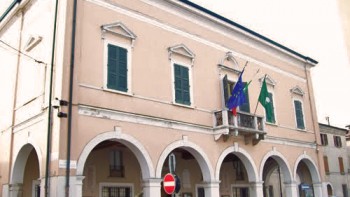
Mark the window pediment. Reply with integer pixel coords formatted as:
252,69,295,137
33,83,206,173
259,75,276,87
168,44,195,64
290,86,304,96
101,22,136,46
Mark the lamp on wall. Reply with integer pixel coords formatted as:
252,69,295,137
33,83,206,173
53,98,68,118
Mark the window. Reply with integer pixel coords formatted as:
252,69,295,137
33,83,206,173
232,187,249,197
174,63,191,105
102,22,136,94
32,180,41,197
266,92,275,123
222,75,250,113
169,44,195,107
324,156,329,174
106,44,128,92
100,184,133,197
109,150,124,177
197,187,205,197
342,184,348,197
294,100,305,129
321,134,328,146
334,136,342,148
339,157,345,174
239,82,250,113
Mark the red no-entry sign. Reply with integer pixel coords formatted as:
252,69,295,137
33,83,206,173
163,173,176,194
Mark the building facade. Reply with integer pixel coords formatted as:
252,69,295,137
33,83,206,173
0,0,326,197
319,123,349,197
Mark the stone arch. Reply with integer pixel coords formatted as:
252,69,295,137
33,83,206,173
155,139,214,181
11,142,42,184
293,153,321,183
76,130,154,178
215,143,258,182
259,149,293,182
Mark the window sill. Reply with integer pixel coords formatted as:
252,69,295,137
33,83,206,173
103,87,133,97
296,128,306,132
266,122,278,126
172,102,195,109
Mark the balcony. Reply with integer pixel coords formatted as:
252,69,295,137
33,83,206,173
213,109,267,144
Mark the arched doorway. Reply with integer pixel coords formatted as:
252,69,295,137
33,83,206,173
11,144,41,197
260,151,293,197
296,161,314,197
160,148,204,197
76,131,155,197
263,158,285,197
294,155,322,197
82,140,143,197
156,140,215,197
220,153,249,197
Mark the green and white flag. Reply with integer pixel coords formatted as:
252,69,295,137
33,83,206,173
258,77,273,121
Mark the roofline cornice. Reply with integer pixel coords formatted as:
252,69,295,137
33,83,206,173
169,0,318,66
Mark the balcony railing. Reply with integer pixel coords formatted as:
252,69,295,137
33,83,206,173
213,109,266,144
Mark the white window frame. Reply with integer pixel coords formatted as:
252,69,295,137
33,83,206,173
99,182,134,197
293,98,306,130
103,39,133,95
171,60,194,108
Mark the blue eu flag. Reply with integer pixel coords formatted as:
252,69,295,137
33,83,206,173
226,69,246,113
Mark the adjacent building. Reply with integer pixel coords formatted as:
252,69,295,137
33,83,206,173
0,0,326,196
319,123,349,197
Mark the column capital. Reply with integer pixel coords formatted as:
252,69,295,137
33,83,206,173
142,178,162,187
201,180,221,188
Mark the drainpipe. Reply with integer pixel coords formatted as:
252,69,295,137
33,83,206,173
0,0,21,23
44,0,59,196
303,60,325,187
65,0,78,195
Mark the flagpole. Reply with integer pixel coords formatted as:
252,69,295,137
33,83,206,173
253,74,267,115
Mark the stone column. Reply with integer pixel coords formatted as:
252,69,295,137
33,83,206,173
203,181,220,197
250,181,264,197
71,175,85,197
9,183,23,197
312,182,323,197
142,178,162,197
2,184,9,197
285,181,298,197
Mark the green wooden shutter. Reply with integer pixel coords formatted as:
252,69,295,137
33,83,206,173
107,44,128,92
294,100,305,129
239,82,250,113
174,64,190,105
266,92,275,123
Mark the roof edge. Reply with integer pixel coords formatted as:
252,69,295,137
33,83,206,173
0,0,21,23
178,0,318,65
319,123,348,132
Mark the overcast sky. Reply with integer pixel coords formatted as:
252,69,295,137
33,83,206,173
191,0,350,128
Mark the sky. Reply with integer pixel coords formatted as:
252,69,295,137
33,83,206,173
191,0,350,128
